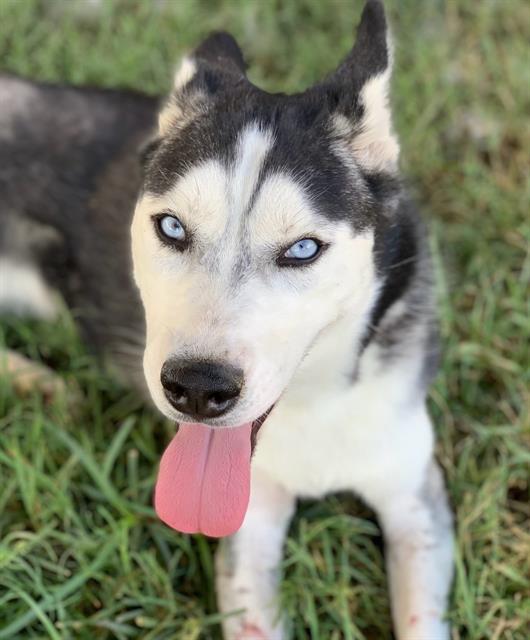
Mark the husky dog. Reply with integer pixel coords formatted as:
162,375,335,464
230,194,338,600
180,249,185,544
0,1,453,638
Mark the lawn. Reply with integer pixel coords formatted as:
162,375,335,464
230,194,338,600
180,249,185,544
0,0,529,638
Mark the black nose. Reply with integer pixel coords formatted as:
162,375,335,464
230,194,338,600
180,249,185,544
160,359,243,420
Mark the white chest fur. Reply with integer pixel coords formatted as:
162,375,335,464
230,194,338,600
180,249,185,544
253,315,434,505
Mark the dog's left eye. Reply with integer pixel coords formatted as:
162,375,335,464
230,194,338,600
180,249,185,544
154,214,187,245
278,238,323,266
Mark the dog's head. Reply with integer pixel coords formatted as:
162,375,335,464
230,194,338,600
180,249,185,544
131,1,403,536
133,0,399,426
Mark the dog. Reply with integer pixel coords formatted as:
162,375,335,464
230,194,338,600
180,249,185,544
0,1,454,638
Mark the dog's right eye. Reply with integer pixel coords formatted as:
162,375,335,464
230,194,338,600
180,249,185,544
154,214,187,247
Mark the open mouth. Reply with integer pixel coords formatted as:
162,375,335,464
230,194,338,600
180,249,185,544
154,406,274,538
250,404,275,453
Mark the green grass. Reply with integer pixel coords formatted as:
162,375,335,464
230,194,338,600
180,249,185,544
1,0,529,638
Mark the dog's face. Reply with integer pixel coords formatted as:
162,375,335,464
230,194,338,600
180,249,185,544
132,3,399,429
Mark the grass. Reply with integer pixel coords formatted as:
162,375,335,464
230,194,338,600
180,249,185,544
0,0,529,638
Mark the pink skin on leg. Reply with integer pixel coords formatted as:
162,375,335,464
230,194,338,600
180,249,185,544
235,623,268,640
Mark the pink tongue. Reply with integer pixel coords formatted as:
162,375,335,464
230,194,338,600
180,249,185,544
154,422,252,538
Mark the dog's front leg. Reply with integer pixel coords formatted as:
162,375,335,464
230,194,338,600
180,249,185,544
374,460,454,640
215,467,295,640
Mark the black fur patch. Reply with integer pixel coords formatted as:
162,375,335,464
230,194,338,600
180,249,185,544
194,31,247,75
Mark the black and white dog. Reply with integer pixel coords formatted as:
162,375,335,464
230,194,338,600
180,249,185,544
0,2,453,638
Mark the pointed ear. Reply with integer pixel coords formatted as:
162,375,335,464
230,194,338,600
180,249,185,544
159,32,247,136
193,31,247,76
328,1,399,173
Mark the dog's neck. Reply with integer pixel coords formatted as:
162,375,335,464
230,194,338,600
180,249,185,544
290,304,374,398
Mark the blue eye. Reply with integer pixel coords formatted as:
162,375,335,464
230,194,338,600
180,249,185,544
280,238,322,265
156,214,186,243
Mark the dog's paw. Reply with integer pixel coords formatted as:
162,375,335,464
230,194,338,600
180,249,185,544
1,349,69,401
234,623,268,640
224,618,286,640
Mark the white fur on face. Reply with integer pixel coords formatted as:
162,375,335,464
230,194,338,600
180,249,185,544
131,123,378,425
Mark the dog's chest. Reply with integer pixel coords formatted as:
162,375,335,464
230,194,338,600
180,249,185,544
252,345,433,501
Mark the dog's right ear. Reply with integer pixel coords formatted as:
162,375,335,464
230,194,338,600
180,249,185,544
159,32,247,136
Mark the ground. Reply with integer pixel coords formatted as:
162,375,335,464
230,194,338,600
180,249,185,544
0,1,528,638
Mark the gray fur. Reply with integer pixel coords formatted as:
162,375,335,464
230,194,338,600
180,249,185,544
0,74,156,389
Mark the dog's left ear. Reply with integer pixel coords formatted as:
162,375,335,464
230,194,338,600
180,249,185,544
138,135,162,168
326,0,399,173
159,32,247,136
